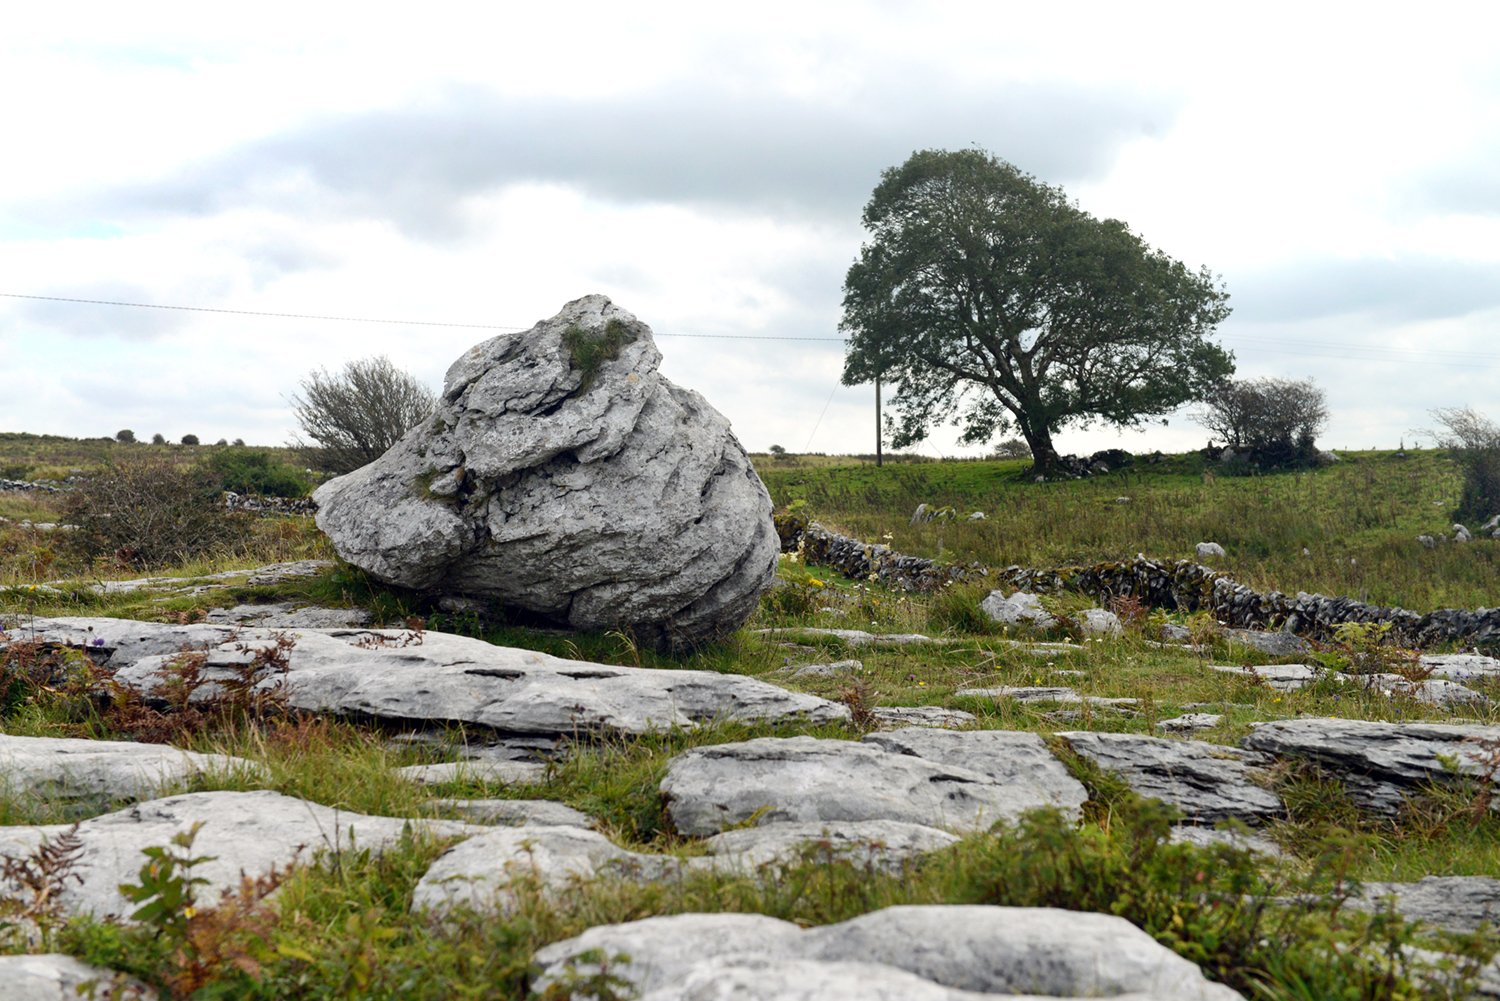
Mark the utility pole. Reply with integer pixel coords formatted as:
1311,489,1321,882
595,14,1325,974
875,372,883,467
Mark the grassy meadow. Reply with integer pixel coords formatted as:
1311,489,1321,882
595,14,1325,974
1,434,1499,998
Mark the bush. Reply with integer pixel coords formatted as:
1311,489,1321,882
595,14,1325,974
1192,377,1327,469
291,356,436,475
201,447,312,498
150,433,166,446
1428,406,1500,524
989,437,1032,460
61,459,247,569
115,429,136,444
180,434,200,446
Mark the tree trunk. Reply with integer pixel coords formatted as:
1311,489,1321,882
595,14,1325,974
1023,424,1062,478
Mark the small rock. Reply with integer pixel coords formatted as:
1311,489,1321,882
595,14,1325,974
1196,542,1227,559
1156,713,1224,733
1417,534,1437,549
1169,826,1284,858
0,954,156,1000
1207,662,1321,691
978,591,1057,631
0,734,263,805
955,686,1138,709
786,659,863,678
394,761,548,787
1354,876,1500,934
1224,628,1311,656
427,799,593,827
1421,653,1500,679
1454,523,1473,543
868,705,976,729
696,820,959,874
966,510,986,521
1071,608,1122,637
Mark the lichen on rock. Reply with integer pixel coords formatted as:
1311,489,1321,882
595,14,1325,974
314,295,778,647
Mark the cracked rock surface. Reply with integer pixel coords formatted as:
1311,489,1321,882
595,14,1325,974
531,906,1245,1000
313,295,778,647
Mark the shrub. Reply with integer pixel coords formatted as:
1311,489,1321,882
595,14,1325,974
1427,406,1500,523
989,437,1032,460
291,356,436,475
180,434,200,446
202,447,312,498
150,433,166,445
1192,377,1327,469
114,429,136,444
61,458,247,569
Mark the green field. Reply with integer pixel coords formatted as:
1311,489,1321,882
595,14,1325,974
2,436,1498,998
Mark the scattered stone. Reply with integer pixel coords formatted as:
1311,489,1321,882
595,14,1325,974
1161,622,1194,643
869,705,976,729
661,730,1086,836
966,510,986,521
16,619,848,738
1115,495,1132,504
1241,718,1500,815
203,602,373,628
1483,514,1500,533
1417,534,1437,549
955,686,1138,709
1196,542,1226,559
1059,732,1283,825
785,658,863,678
1354,876,1500,934
532,905,1245,1001
412,825,675,917
1350,673,1489,708
1454,524,1473,543
909,503,930,525
1168,826,1284,858
0,734,263,805
394,760,547,787
0,791,477,921
1071,607,1122,637
752,626,946,647
979,590,1057,631
1224,628,1311,656
696,820,959,875
427,798,593,827
1207,662,1321,691
0,954,155,1001
313,295,778,648
1421,653,1500,679
1156,713,1224,733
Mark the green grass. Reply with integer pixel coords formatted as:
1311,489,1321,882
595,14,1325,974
761,448,1498,611
4,440,1500,998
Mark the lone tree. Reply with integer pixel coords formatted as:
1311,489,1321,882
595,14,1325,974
291,355,436,474
841,149,1233,476
1191,376,1328,467
1427,406,1500,523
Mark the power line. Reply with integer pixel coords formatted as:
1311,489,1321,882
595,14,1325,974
0,291,844,341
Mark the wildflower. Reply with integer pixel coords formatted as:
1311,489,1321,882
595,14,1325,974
91,637,105,647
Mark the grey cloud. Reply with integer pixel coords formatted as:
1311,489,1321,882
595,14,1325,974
1230,257,1500,325
74,80,1181,239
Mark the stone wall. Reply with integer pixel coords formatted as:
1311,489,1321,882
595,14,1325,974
784,523,1500,649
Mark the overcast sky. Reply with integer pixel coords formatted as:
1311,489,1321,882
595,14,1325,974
3,2,1498,457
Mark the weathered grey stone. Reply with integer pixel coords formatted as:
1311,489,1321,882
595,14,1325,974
1160,623,1194,643
638,958,999,1001
979,591,1057,630
752,627,947,647
1454,523,1473,543
15,618,847,737
1072,608,1123,637
412,825,674,916
427,798,593,827
1421,653,1500,679
661,730,1085,836
0,734,263,804
1354,876,1500,934
1224,628,1311,656
1207,662,1321,691
533,905,1244,1000
394,760,547,787
1059,732,1283,825
1168,825,1284,858
955,686,1138,709
1195,542,1226,559
313,295,777,647
1156,713,1224,733
0,790,478,921
203,602,372,628
0,954,155,1001
869,705,976,729
696,820,959,874
1349,673,1489,707
786,658,863,678
1241,718,1500,814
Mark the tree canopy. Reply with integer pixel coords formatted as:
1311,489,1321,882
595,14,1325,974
841,149,1234,475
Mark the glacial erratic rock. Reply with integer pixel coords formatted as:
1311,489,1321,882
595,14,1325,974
313,295,778,647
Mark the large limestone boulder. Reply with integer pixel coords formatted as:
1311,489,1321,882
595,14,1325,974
314,295,778,647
